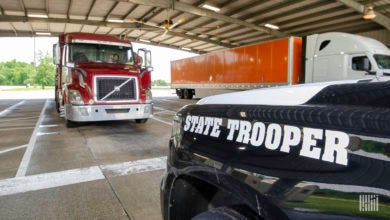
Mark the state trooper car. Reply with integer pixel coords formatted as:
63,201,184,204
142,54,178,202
161,78,390,220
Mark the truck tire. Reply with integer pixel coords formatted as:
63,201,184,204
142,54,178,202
55,101,60,113
177,89,185,99
66,119,77,128
192,206,251,220
135,119,148,124
183,89,193,99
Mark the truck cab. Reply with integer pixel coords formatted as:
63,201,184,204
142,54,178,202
53,33,153,127
304,32,390,83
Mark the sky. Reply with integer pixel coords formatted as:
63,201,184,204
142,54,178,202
0,37,197,82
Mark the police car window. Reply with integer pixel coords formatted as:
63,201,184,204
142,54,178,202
352,56,371,71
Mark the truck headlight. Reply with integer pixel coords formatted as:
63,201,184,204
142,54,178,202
146,89,153,103
68,90,84,105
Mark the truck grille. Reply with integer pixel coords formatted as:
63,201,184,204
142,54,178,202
95,76,137,102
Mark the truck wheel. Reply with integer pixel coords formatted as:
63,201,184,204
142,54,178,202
55,101,60,113
135,119,148,124
183,89,193,99
192,206,251,220
66,119,78,128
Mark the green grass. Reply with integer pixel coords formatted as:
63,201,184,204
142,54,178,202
284,195,390,219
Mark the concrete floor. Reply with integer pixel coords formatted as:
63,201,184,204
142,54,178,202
0,90,197,219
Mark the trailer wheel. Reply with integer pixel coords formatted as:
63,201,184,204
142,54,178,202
178,90,185,99
183,89,193,99
135,119,148,124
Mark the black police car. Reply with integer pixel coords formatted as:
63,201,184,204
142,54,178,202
161,79,390,219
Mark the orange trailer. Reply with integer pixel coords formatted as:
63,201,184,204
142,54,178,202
171,32,390,99
171,37,302,99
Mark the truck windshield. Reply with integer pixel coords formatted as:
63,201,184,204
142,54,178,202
70,43,134,64
374,54,390,69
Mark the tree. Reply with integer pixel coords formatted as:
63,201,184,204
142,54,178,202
0,59,34,85
152,79,170,86
34,52,55,89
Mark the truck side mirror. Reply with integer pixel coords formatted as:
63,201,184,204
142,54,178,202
137,48,153,72
146,66,154,72
364,69,376,75
53,43,60,65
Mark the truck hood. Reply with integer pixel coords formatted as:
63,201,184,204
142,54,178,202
197,78,385,106
75,63,138,76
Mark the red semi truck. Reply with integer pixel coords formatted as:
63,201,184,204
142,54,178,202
171,32,390,99
53,33,153,127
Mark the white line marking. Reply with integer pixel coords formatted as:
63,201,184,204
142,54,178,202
37,132,61,136
0,156,167,197
0,166,105,196
101,156,166,177
153,106,176,113
0,145,27,155
0,100,26,117
151,116,172,126
154,110,175,115
39,124,60,128
160,99,179,103
151,106,174,126
16,99,49,177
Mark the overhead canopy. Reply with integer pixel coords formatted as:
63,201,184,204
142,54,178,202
0,0,389,54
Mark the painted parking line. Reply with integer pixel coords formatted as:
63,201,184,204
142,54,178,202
153,106,176,113
0,100,26,117
151,106,174,126
0,156,167,197
16,99,49,177
101,156,166,177
0,145,27,155
0,166,104,197
151,116,172,126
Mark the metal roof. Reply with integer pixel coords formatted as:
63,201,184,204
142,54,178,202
0,0,389,54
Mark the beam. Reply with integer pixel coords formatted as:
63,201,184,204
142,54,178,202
337,0,390,30
104,1,120,21
0,15,232,48
86,0,97,20
67,0,73,20
122,4,138,20
115,0,286,38
46,0,50,15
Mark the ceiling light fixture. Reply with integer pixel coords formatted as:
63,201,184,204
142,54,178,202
202,4,220,12
36,32,51,36
363,6,376,20
28,13,48,18
181,47,191,51
264,23,279,30
139,39,151,43
107,19,124,23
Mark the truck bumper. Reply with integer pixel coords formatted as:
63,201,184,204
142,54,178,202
64,103,153,122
